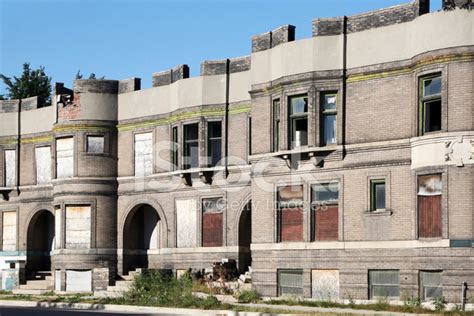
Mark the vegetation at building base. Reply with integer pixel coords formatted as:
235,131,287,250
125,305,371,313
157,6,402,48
0,62,52,104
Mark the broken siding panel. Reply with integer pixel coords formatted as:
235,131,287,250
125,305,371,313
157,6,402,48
134,133,153,177
176,199,197,248
312,270,339,301
418,174,442,238
56,138,74,178
4,150,16,187
35,146,52,185
202,198,224,247
65,206,91,249
2,211,16,251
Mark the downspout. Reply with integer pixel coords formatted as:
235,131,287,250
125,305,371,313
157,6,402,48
342,16,348,156
224,59,230,178
16,98,21,194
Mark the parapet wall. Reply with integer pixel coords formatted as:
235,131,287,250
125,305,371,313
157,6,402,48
312,0,430,36
0,96,43,113
200,56,251,76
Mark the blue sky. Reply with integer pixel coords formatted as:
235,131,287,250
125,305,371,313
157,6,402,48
0,0,441,94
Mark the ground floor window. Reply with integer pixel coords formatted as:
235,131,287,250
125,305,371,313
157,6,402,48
277,185,304,242
420,270,443,300
278,269,303,297
202,198,223,247
369,270,400,299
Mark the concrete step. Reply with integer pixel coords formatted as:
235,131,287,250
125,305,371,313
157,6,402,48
13,288,52,295
120,274,135,281
94,290,123,298
20,283,53,290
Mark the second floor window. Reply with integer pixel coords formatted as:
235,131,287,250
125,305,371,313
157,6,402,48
289,95,308,149
321,93,337,145
272,99,280,152
35,146,52,185
4,149,16,187
56,137,74,179
207,121,222,167
171,127,178,171
419,74,441,135
183,124,199,169
134,132,153,177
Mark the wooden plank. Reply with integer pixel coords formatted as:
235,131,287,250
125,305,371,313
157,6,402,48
280,208,303,242
202,212,223,247
418,195,442,238
315,205,338,241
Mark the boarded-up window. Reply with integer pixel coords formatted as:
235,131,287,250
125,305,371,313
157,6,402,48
176,199,198,248
65,205,91,249
418,174,442,238
202,198,224,247
369,270,400,299
86,136,105,153
66,270,92,292
312,270,339,301
278,269,303,297
56,137,74,179
4,150,16,187
36,146,52,185
54,206,61,249
420,271,442,300
278,185,304,242
312,183,338,241
134,133,153,177
2,211,16,251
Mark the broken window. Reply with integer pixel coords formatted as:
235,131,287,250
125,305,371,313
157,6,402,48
277,185,304,242
134,132,153,177
36,146,52,185
369,270,400,299
420,271,443,300
278,269,303,297
171,126,178,171
272,99,280,152
207,121,222,167
202,198,224,247
86,135,105,153
321,93,337,145
418,174,442,238
4,149,16,187
289,95,308,149
370,180,386,211
419,74,442,135
311,183,339,241
56,137,74,179
2,211,16,251
183,124,199,169
65,205,91,249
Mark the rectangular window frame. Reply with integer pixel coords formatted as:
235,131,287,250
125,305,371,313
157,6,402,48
288,94,309,149
277,185,304,243
370,179,386,212
278,269,304,297
133,131,153,177
3,148,16,188
207,121,222,167
272,99,281,152
201,196,225,248
369,270,400,299
420,270,443,301
171,126,179,171
419,74,442,136
55,136,74,179
85,134,107,155
183,123,200,170
35,145,52,186
320,92,338,146
311,182,339,242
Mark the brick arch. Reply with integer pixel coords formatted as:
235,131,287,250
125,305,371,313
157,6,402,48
120,197,169,249
23,204,54,249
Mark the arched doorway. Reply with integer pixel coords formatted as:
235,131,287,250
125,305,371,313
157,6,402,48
238,200,252,273
123,204,159,274
26,210,55,276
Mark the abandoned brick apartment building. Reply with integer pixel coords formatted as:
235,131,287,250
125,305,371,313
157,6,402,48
0,0,473,302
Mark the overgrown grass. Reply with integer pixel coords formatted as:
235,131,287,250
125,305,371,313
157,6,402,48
235,289,260,303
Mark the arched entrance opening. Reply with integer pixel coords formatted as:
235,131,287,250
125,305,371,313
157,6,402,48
123,204,159,275
238,200,252,273
26,210,55,276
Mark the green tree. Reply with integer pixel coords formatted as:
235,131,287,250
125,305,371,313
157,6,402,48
0,63,52,103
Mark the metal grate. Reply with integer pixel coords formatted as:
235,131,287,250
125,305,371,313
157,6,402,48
279,270,304,297
421,271,443,300
369,270,400,299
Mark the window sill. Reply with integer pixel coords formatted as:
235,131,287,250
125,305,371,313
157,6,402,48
364,209,393,217
249,145,342,162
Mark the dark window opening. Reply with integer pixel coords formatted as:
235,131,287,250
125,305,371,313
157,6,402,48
289,95,308,149
420,75,442,135
207,121,222,167
183,124,199,169
273,99,280,152
370,180,386,211
172,127,178,171
321,93,337,145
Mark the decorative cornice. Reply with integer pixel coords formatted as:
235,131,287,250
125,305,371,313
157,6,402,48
347,53,474,83
117,104,251,132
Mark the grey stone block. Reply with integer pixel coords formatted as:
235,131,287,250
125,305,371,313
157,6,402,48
119,78,141,94
73,79,119,94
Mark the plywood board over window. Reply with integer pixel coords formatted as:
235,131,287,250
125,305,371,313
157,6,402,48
56,137,74,179
176,199,197,248
312,270,339,301
4,150,16,187
418,174,442,238
202,198,224,247
2,211,16,251
65,206,91,249
36,146,52,185
134,133,153,177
